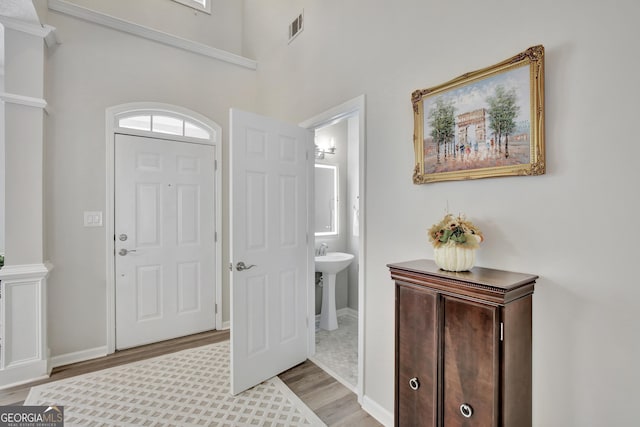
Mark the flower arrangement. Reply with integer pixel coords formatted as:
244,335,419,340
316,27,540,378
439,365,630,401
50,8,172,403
428,213,484,250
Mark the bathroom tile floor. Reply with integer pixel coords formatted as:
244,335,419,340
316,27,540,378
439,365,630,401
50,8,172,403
313,313,358,389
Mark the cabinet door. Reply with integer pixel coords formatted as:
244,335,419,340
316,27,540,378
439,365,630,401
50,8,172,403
442,296,499,426
396,284,438,427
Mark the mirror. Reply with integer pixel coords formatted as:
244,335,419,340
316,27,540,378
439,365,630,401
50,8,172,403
315,164,338,236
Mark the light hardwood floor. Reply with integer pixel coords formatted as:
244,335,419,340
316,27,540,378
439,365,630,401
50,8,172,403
0,330,381,427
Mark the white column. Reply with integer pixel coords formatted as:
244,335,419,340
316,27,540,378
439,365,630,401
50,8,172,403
0,264,49,386
0,17,55,388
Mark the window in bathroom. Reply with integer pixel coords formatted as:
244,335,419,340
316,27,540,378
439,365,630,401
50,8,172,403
315,164,338,236
172,0,211,14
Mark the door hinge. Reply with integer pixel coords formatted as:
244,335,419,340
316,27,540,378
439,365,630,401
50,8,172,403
306,150,309,161
229,262,233,271
214,159,218,171
215,231,218,242
500,322,504,341
215,303,218,314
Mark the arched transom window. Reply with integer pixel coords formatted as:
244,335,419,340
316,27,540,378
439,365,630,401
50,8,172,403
116,111,215,142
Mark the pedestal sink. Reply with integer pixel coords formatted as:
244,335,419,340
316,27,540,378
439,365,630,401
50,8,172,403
315,252,355,331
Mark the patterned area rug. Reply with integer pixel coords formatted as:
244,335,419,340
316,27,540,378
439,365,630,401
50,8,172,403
25,341,325,427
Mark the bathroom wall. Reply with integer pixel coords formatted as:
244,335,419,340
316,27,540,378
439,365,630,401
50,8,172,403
314,118,360,314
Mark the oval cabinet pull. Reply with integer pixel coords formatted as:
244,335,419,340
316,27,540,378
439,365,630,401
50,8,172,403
460,403,473,418
408,377,420,391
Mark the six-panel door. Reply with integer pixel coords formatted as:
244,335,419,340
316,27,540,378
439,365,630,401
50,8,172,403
115,134,216,349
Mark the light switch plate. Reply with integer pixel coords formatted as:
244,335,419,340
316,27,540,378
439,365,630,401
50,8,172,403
84,211,103,227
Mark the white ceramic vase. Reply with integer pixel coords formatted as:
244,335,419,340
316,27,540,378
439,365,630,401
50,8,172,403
434,244,476,272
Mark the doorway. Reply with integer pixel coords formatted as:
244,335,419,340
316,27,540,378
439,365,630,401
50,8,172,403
105,103,223,354
300,95,366,401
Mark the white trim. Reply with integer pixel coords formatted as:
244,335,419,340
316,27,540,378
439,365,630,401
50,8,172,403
301,94,366,405
0,92,47,110
221,320,230,330
105,102,223,354
362,395,393,427
0,16,53,39
0,372,49,391
0,263,49,281
49,346,108,369
43,25,60,48
172,0,211,15
47,0,257,70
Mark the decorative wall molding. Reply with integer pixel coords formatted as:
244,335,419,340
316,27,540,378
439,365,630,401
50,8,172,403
0,92,48,110
0,16,53,39
0,263,51,389
0,263,50,281
47,0,257,70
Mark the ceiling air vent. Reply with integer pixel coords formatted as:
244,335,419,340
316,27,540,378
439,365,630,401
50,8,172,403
288,11,304,43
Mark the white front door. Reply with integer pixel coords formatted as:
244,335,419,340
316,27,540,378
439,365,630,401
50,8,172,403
115,134,216,349
230,109,313,394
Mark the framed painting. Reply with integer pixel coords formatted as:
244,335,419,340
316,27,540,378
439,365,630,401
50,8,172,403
412,45,545,184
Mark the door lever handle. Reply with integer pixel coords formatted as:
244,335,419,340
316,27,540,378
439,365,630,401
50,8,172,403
236,261,256,271
119,248,137,256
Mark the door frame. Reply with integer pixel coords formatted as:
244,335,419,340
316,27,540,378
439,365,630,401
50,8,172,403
299,94,366,403
105,102,223,354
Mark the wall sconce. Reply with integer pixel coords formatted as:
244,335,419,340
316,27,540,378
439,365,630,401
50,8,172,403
315,137,336,160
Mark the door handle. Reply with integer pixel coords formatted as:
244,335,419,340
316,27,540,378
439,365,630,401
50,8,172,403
236,261,256,271
118,248,137,256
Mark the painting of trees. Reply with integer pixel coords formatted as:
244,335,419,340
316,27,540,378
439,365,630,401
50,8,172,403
486,85,519,158
428,97,456,163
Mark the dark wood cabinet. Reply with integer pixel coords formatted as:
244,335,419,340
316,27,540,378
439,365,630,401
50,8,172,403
388,259,537,427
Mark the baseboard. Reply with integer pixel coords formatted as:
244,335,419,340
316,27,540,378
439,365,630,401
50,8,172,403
220,320,230,330
50,346,108,369
339,307,358,319
362,395,393,427
0,361,49,391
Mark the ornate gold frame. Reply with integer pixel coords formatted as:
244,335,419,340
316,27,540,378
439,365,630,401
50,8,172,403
412,45,545,184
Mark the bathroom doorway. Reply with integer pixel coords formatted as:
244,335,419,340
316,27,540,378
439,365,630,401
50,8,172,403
300,95,365,400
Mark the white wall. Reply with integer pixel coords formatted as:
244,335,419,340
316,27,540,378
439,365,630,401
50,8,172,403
42,8,256,356
244,0,640,425
56,0,244,55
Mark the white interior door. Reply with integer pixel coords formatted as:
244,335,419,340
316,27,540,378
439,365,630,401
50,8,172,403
230,109,313,394
115,134,216,349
